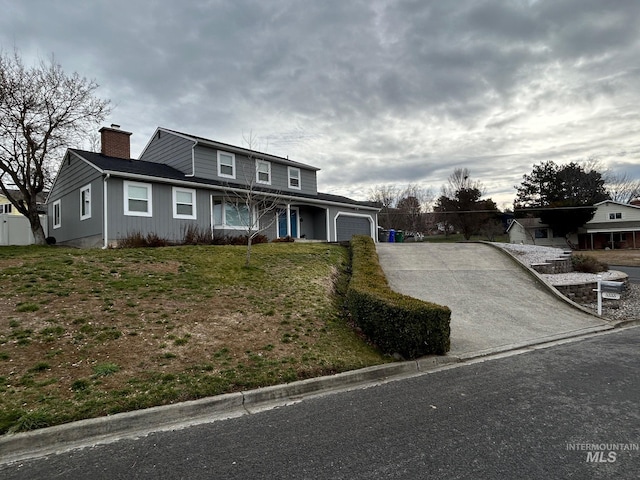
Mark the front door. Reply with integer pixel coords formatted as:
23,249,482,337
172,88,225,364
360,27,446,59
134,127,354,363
278,208,298,238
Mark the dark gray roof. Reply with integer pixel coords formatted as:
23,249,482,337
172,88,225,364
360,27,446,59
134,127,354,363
70,149,377,210
70,149,186,180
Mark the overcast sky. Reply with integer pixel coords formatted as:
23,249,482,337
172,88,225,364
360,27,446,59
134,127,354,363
2,0,640,207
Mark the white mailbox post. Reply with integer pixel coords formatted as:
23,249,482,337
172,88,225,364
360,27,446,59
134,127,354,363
594,275,625,316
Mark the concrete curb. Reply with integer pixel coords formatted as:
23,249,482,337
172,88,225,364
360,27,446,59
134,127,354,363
2,321,631,465
0,355,459,465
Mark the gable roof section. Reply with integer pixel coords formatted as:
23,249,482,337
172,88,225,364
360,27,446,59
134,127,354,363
141,127,321,171
71,149,186,180
70,149,377,210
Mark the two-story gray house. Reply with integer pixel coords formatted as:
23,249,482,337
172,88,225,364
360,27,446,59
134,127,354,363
46,126,379,248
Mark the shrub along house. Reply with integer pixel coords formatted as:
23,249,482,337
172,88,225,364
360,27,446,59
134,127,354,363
46,126,379,248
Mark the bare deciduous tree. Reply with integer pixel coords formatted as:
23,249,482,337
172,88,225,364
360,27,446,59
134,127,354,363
435,168,499,240
369,183,434,232
395,184,434,233
604,171,640,204
0,49,111,244
368,184,399,229
223,132,282,266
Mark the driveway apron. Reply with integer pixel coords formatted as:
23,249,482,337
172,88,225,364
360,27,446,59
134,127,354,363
376,243,609,356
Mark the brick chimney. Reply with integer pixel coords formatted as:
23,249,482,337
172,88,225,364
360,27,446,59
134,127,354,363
99,124,132,159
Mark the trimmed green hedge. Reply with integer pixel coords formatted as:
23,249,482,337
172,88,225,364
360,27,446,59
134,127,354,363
346,236,451,358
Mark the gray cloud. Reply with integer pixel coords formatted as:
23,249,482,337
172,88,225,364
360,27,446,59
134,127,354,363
1,0,639,206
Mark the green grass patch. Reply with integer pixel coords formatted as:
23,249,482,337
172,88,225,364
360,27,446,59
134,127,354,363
0,243,389,434
93,363,121,377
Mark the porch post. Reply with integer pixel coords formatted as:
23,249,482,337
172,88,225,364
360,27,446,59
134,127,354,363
286,203,291,237
325,208,331,242
590,233,594,250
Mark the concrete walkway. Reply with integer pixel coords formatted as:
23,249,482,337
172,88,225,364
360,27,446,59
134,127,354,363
376,242,610,357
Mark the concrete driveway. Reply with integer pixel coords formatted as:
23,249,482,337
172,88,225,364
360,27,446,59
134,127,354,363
376,243,610,357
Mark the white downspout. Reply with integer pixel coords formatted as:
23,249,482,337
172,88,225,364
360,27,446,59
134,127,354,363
102,174,110,249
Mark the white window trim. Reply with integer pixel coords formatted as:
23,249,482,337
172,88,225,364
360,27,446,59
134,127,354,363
124,180,153,217
217,151,236,179
288,167,301,190
80,184,91,220
172,187,197,219
256,159,271,185
212,197,256,230
53,200,61,229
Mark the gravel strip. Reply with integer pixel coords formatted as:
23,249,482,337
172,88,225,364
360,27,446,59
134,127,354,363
493,243,640,322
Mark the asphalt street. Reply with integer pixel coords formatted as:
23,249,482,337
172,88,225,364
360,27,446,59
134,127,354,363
2,327,638,480
611,265,640,284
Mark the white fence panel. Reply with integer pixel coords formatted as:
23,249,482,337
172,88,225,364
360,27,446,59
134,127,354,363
0,214,48,245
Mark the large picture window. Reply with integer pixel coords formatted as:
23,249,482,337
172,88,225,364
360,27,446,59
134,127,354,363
80,184,91,220
212,198,253,229
217,151,236,179
124,181,152,217
173,187,196,219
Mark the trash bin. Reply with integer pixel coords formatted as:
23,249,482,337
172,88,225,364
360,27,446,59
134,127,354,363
378,229,389,243
396,231,405,243
388,229,396,243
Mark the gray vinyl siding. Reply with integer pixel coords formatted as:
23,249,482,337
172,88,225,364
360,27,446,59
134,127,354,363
107,178,212,243
47,154,104,246
193,144,318,195
139,132,193,174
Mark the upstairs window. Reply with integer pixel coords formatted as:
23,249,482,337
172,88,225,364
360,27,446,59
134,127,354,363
217,151,236,179
1,203,12,214
256,160,271,185
80,184,91,220
609,212,622,220
288,167,301,190
173,187,196,219
53,200,61,229
124,181,152,217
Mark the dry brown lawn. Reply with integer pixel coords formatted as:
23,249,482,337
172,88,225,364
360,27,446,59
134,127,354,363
0,243,387,433
579,249,640,267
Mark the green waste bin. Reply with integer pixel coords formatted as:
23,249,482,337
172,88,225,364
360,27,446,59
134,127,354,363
396,231,405,243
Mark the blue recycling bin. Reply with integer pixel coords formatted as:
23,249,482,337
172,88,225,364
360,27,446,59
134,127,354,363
388,229,396,243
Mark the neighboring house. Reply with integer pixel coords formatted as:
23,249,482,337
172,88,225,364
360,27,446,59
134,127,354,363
46,125,379,248
507,217,577,247
508,200,640,249
0,189,47,215
577,200,640,249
